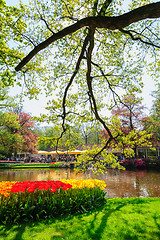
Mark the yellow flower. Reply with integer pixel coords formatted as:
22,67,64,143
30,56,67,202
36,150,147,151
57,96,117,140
0,181,17,197
61,179,106,190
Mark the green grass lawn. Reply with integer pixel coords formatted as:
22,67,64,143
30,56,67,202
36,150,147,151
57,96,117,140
0,197,160,240
0,162,64,169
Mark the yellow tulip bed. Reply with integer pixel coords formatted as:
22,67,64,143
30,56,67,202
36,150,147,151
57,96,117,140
61,179,106,190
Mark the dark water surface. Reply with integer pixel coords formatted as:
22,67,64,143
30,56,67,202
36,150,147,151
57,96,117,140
0,168,160,198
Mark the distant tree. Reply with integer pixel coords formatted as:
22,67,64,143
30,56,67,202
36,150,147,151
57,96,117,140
142,84,160,141
0,112,23,158
80,122,102,145
0,111,38,158
101,95,153,158
61,125,84,148
37,125,84,150
151,83,160,122
81,122,94,145
101,116,153,158
0,87,23,114
112,94,145,132
88,126,102,144
18,112,39,154
0,87,8,110
142,116,160,141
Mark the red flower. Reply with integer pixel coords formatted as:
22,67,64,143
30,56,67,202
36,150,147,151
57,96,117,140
66,184,72,189
11,187,20,193
50,187,56,193
10,180,72,194
11,183,26,193
55,183,61,189
27,187,35,193
43,184,50,191
38,185,45,190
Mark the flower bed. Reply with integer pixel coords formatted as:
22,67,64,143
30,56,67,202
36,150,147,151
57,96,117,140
134,159,146,168
120,158,147,169
0,179,106,224
61,179,106,190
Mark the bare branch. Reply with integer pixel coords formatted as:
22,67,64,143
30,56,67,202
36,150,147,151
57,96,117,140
98,0,113,16
87,58,123,106
86,28,113,139
120,28,160,48
92,0,99,16
34,0,55,34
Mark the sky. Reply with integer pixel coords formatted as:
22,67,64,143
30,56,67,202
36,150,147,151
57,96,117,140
6,0,29,5
7,0,158,119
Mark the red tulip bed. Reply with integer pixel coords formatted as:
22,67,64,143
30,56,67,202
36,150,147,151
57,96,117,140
0,180,106,225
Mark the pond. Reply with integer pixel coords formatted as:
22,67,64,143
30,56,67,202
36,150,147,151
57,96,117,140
0,168,160,198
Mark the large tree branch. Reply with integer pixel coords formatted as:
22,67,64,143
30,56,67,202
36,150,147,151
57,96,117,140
84,57,130,109
86,28,113,139
85,31,116,159
56,33,90,147
15,2,160,71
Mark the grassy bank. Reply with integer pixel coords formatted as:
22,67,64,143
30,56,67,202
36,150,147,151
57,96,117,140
0,197,160,240
0,162,66,169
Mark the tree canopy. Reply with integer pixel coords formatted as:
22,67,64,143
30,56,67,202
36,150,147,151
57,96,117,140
112,94,145,132
101,95,153,158
1,0,160,168
142,83,160,141
0,112,23,158
0,111,38,158
151,83,160,123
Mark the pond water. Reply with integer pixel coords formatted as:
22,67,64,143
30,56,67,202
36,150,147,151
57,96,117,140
0,168,160,198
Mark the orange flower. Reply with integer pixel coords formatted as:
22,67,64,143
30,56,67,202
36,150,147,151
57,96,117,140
0,181,17,197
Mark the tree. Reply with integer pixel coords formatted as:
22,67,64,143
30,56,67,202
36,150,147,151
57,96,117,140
100,116,153,159
0,112,24,158
37,125,83,150
151,83,160,123
112,94,145,132
142,83,160,141
3,0,160,172
80,121,95,144
0,87,9,110
101,95,153,158
1,0,53,104
17,112,39,154
37,122,101,151
0,87,24,114
142,116,160,141
0,111,38,158
0,0,26,88
37,124,95,150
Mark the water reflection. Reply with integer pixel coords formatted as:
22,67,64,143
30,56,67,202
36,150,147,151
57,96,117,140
0,168,160,198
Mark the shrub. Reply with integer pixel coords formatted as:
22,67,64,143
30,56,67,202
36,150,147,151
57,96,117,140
120,159,134,167
120,158,146,168
134,159,146,168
